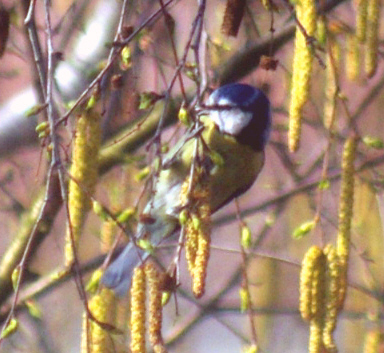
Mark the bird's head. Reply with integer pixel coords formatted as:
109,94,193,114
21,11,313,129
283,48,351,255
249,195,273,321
203,83,271,152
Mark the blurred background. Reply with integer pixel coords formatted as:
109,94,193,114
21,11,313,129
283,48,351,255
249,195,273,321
0,0,384,352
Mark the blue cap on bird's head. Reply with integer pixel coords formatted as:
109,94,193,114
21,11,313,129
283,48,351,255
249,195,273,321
205,83,271,151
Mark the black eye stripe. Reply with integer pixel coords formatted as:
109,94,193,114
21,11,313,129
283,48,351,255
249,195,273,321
204,104,255,113
206,104,236,111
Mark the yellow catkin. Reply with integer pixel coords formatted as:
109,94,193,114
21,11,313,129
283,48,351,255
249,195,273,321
309,319,325,353
193,186,211,298
130,266,146,353
299,246,326,321
180,178,198,273
363,328,383,353
180,169,212,298
346,34,360,82
365,0,381,77
100,218,117,253
185,223,198,273
192,222,211,298
336,137,357,309
310,255,326,321
356,0,368,42
81,289,116,353
145,262,166,353
322,244,340,353
65,109,101,266
323,40,340,130
288,0,317,152
81,217,118,352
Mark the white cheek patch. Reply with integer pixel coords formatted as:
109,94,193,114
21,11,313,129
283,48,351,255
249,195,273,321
209,109,253,135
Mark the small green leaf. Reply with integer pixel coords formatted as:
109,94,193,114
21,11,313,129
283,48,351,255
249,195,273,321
86,95,97,110
241,225,252,249
363,136,384,149
38,131,49,139
184,62,199,82
92,200,108,221
318,179,330,190
161,144,169,154
192,214,201,230
120,46,132,70
35,121,49,133
178,106,190,126
316,18,326,46
1,318,18,338
25,104,47,117
11,267,20,291
25,300,42,319
137,239,154,253
161,291,172,306
50,269,68,281
292,220,316,239
135,166,150,182
239,287,250,313
179,209,188,225
117,207,136,224
139,92,162,110
86,269,103,293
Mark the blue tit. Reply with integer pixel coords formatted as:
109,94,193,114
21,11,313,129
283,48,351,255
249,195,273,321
102,83,271,296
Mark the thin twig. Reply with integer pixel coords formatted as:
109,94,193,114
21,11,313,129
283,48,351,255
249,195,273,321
159,0,187,101
55,0,176,127
235,200,259,347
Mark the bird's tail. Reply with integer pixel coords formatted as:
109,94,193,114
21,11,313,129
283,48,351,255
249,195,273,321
101,242,147,297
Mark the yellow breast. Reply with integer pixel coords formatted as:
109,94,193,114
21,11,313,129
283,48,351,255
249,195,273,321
180,118,265,211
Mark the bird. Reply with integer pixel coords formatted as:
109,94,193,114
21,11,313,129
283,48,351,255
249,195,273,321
101,83,272,296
